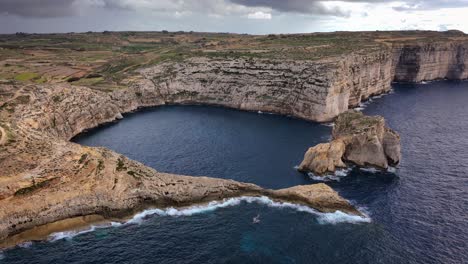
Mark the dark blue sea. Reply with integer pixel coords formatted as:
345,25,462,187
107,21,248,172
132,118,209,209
2,81,468,264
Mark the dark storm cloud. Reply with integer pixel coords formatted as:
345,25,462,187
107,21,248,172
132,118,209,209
230,0,468,14
0,0,78,17
230,0,352,16
2,0,468,18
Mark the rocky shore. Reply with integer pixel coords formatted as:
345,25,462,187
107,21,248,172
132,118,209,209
0,83,360,246
1,32,467,247
298,111,401,175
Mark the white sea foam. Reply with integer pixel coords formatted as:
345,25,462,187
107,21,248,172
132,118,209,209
39,197,370,243
48,221,122,242
322,122,335,127
359,167,380,173
258,111,263,114
126,196,370,225
387,166,397,173
317,210,371,224
307,167,352,182
354,90,393,111
0,251,4,260
354,107,365,111
49,227,96,242
18,241,33,248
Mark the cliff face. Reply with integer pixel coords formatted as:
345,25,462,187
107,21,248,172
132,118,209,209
0,83,361,245
394,41,468,82
1,34,467,246
136,40,468,122
138,50,395,122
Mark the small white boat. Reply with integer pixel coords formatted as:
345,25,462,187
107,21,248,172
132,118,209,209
253,214,261,224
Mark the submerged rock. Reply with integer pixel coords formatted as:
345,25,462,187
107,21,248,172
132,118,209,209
299,111,401,175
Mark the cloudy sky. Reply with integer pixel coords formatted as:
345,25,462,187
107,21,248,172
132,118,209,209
0,0,467,34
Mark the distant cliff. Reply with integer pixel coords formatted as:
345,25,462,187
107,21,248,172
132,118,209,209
135,40,468,122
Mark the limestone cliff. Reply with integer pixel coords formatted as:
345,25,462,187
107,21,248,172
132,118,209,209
298,111,401,175
133,40,468,122
1,33,467,247
0,83,360,245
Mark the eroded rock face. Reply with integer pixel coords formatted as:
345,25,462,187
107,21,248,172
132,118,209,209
298,140,346,175
0,36,466,245
134,40,468,122
0,83,360,244
299,111,401,175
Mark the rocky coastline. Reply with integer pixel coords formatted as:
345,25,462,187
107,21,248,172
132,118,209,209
1,32,468,247
0,83,361,247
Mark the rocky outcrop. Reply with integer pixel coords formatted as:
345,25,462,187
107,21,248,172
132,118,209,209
297,140,346,175
0,83,361,245
299,111,401,175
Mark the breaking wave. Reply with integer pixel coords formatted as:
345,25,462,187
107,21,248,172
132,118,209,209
126,196,370,225
354,91,392,111
359,167,380,173
48,222,122,242
45,196,370,243
307,167,353,182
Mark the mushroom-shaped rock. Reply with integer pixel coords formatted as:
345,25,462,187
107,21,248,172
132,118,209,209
298,111,401,175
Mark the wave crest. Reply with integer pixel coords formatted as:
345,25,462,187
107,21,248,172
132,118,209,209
45,197,370,243
127,196,370,225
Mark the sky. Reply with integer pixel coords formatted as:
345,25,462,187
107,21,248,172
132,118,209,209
0,0,467,34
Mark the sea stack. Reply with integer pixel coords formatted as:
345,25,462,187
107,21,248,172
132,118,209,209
298,110,401,175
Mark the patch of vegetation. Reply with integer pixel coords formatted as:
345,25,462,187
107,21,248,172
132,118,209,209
14,178,55,196
14,72,39,82
15,95,30,104
97,160,105,171
67,77,81,82
71,77,104,86
116,158,126,171
78,153,88,164
85,73,103,79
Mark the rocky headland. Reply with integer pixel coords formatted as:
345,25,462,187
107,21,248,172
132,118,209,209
298,111,401,175
0,83,360,247
0,31,467,247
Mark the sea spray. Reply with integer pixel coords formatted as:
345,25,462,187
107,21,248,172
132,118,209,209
125,196,370,226
48,222,123,242
47,196,371,242
307,167,353,182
